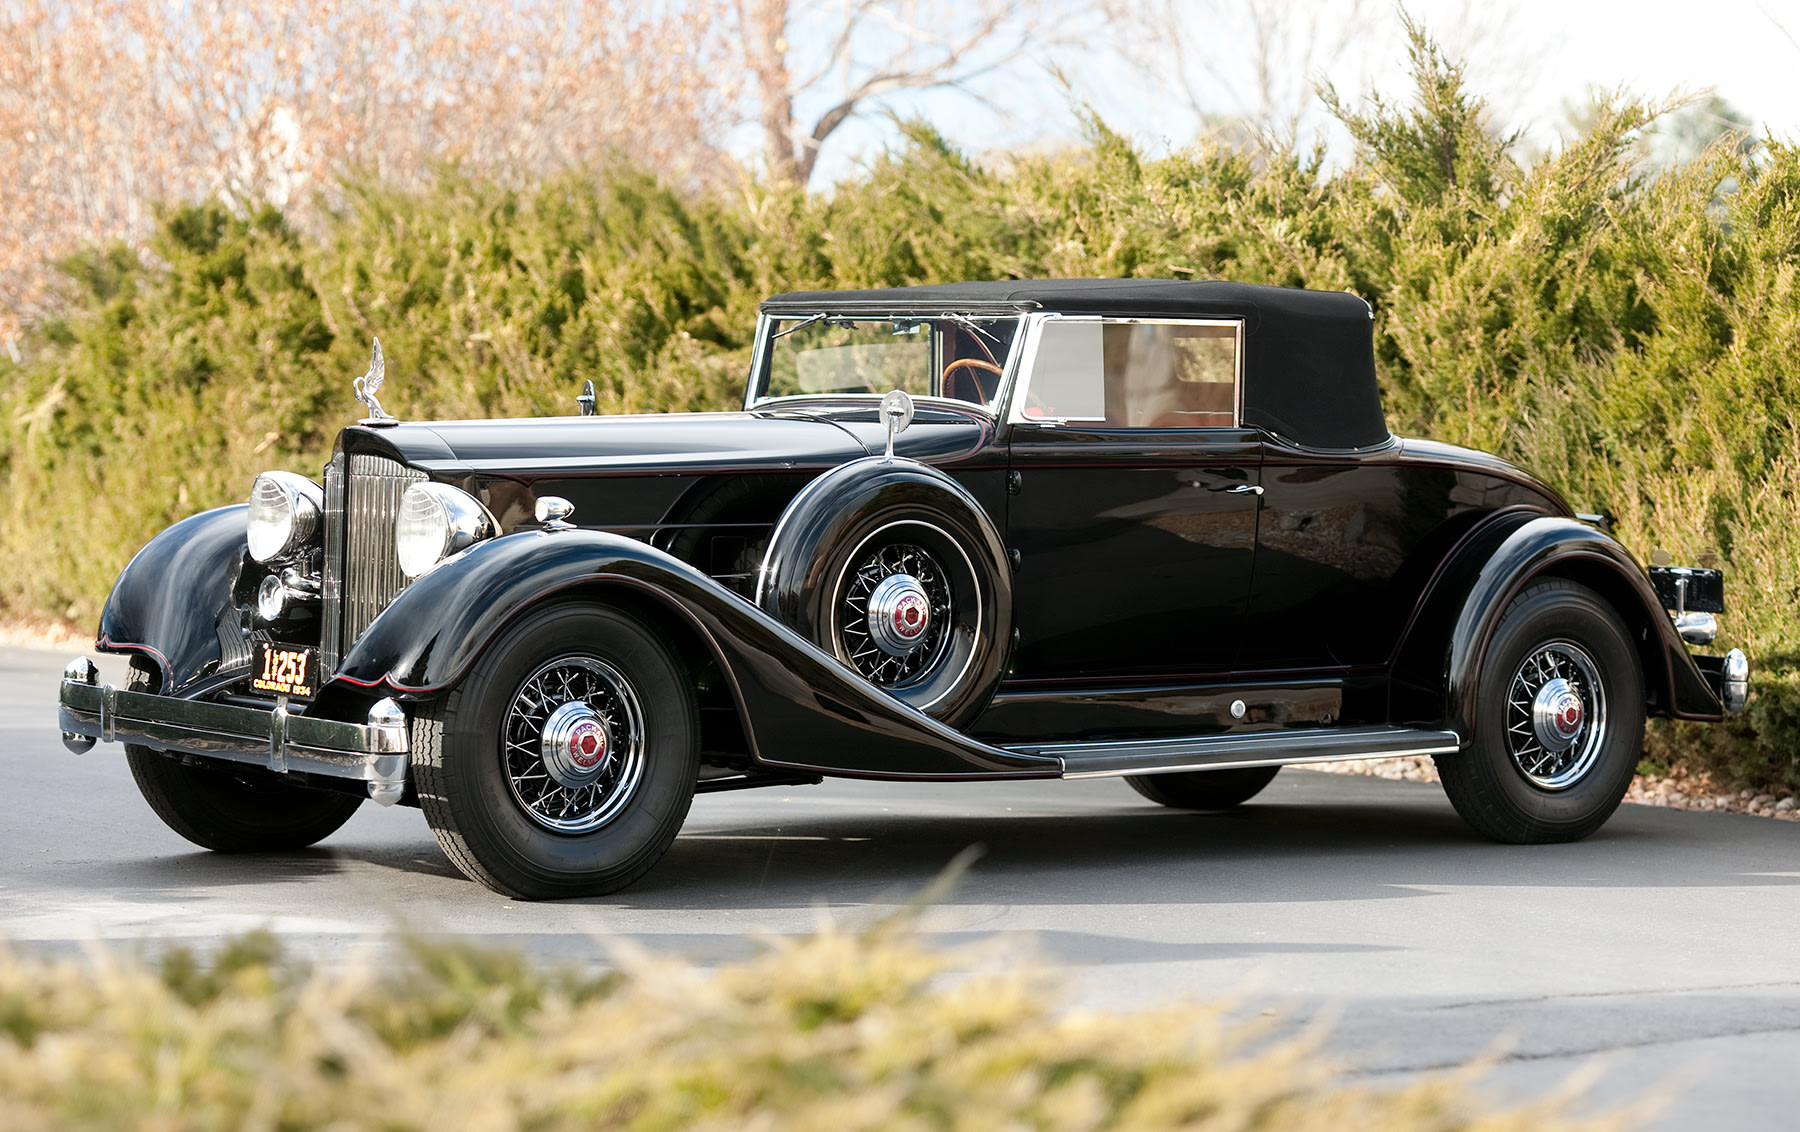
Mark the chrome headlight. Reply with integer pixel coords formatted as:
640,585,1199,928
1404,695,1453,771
397,482,496,578
246,471,323,563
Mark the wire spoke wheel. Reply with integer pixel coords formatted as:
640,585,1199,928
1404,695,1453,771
1503,639,1608,790
837,540,954,687
502,655,646,834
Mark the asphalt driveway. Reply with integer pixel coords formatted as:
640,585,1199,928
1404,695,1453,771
4,644,1797,1128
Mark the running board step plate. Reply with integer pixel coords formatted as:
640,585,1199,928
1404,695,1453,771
1011,725,1461,779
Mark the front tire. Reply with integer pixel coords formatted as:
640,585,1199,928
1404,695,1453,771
124,661,362,852
413,603,699,900
1437,579,1645,843
1126,765,1281,810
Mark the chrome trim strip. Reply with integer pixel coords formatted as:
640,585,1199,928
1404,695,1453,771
59,674,409,794
1021,725,1462,779
320,452,346,671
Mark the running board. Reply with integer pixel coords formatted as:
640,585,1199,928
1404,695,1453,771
1009,725,1462,779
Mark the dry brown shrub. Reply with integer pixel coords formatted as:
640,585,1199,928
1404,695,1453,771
0,922,1632,1131
0,0,733,346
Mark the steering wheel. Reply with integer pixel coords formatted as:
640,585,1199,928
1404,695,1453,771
940,357,1004,403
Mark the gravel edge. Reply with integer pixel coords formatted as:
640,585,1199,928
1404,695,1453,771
1305,757,1800,822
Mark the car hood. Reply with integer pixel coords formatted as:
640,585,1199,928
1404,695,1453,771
341,407,991,477
345,411,864,477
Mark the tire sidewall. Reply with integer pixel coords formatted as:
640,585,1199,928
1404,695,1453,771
440,604,698,893
1470,581,1645,833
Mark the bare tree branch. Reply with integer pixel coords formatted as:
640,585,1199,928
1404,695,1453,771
744,0,1042,186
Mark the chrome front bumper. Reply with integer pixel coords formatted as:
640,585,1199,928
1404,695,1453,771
58,657,410,805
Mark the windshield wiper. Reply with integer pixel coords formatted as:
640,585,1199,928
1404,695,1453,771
941,311,1005,347
769,313,828,341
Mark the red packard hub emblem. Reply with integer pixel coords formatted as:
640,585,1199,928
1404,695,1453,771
891,592,929,640
568,719,607,769
865,572,936,657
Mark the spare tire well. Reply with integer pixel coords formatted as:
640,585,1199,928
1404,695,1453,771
758,457,1014,729
657,475,810,598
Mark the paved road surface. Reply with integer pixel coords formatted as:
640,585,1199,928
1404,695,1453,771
4,645,1797,1127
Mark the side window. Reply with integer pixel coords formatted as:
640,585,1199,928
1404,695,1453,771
1012,318,1240,426
1017,320,1107,420
1106,321,1238,427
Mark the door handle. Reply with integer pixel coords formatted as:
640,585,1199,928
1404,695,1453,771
1221,483,1264,495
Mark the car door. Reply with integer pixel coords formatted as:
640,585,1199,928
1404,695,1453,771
1003,315,1261,681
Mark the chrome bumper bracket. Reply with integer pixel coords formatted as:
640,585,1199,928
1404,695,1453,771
58,657,411,805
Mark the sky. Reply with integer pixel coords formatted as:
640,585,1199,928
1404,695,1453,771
800,0,1800,184
1393,0,1800,147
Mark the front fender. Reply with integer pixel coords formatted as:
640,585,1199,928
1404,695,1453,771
97,505,251,695
1436,517,1724,740
329,530,1058,778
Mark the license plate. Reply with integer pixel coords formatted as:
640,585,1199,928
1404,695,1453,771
251,642,319,700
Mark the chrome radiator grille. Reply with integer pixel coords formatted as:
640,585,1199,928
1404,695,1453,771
319,452,426,672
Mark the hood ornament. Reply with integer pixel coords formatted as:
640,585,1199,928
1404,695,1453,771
354,338,397,426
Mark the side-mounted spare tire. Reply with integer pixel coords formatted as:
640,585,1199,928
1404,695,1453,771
757,456,1012,729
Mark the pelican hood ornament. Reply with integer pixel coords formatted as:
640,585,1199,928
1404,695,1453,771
354,338,396,426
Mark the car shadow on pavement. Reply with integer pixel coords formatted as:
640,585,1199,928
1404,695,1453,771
62,778,1800,910
60,841,467,894
581,792,1800,910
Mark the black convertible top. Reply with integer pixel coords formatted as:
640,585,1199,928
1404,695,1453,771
762,279,1389,450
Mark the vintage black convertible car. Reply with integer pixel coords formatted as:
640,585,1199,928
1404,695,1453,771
59,280,1749,899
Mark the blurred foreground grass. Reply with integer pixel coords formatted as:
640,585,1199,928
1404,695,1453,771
0,920,1626,1132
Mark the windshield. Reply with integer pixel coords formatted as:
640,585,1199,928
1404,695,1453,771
751,313,1024,409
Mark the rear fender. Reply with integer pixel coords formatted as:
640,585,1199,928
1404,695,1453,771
96,505,251,695
1393,515,1723,739
328,530,1057,779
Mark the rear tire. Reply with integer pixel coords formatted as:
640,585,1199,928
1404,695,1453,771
124,661,362,853
1436,579,1644,844
1126,765,1281,810
413,603,699,900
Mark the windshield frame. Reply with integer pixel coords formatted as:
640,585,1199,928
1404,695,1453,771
743,308,1030,415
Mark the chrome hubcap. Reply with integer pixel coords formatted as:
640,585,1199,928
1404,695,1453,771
539,701,613,788
504,655,645,833
866,573,933,656
839,542,951,685
1530,677,1585,752
1506,641,1607,790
